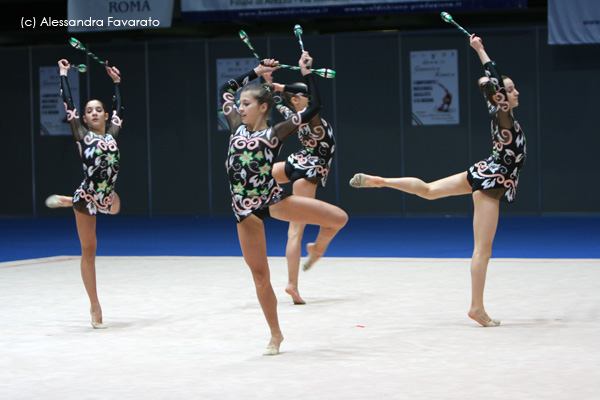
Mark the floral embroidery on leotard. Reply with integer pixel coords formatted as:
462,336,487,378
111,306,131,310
73,132,120,215
278,104,335,187
227,126,285,222
468,61,526,203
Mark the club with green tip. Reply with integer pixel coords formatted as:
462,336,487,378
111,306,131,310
69,37,108,66
440,12,472,37
238,30,336,78
71,64,88,73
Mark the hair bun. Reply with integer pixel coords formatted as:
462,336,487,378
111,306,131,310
262,82,275,93
479,80,497,105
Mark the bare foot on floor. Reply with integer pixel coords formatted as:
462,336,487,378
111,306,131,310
349,173,385,188
303,243,323,271
468,309,500,327
90,308,107,329
285,284,306,305
263,334,284,356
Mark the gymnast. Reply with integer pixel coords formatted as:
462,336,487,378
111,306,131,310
350,34,526,327
220,51,347,355
45,59,124,329
262,72,337,305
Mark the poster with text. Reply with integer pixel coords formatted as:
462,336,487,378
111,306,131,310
40,66,81,136
410,49,459,126
216,58,258,131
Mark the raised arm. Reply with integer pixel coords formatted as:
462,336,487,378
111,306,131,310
219,60,280,133
262,72,294,119
470,34,513,129
59,59,87,141
273,52,322,141
275,102,295,120
219,69,255,133
105,63,124,139
276,83,310,120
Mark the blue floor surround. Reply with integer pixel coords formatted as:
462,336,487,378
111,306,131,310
1,215,599,263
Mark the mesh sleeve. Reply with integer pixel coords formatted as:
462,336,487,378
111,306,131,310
106,82,124,139
60,75,87,141
219,69,258,134
273,73,322,141
483,61,513,129
276,104,295,120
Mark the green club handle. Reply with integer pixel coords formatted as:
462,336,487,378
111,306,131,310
275,64,335,78
69,37,108,66
440,12,472,37
238,30,262,61
238,30,335,78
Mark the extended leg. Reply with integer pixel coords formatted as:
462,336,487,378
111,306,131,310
350,171,471,200
270,195,348,271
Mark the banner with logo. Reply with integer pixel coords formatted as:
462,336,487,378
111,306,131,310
410,49,459,126
67,0,173,32
182,0,527,22
548,0,600,45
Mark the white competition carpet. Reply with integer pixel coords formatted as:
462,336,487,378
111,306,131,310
1,256,599,399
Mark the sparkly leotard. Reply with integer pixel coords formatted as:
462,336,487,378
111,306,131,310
467,61,526,203
220,70,321,222
277,96,335,187
60,76,123,215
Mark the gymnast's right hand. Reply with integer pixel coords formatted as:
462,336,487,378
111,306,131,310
58,59,70,76
470,34,484,51
255,58,281,76
299,51,313,75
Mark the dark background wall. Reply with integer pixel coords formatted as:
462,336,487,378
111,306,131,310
2,26,599,217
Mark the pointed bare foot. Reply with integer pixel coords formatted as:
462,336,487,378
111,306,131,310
349,173,385,188
90,308,107,329
263,334,284,356
302,243,323,272
349,173,367,187
285,284,306,305
45,195,73,208
468,309,500,327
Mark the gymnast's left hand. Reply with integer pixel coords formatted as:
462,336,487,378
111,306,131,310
105,61,121,83
299,51,313,75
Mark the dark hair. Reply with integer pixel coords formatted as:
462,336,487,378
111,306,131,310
283,82,308,112
85,99,107,113
243,82,275,115
479,75,509,105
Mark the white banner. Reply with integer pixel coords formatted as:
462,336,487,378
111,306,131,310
216,58,258,131
410,50,459,126
40,66,81,136
67,0,173,32
182,0,527,21
548,0,600,45
185,0,449,11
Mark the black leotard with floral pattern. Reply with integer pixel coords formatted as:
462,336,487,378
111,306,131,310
277,101,335,187
220,70,321,222
60,75,123,215
467,61,526,203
